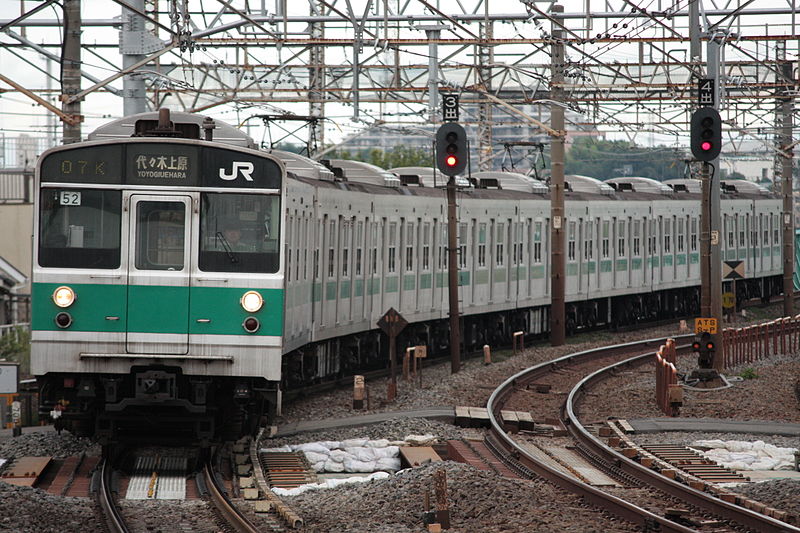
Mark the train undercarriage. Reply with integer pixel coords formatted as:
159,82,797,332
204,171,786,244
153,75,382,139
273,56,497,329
38,366,279,445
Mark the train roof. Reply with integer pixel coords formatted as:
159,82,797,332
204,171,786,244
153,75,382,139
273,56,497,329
268,149,335,181
605,176,672,194
87,110,257,148
565,175,615,195
663,178,775,198
388,166,471,188
472,171,548,194
321,159,401,187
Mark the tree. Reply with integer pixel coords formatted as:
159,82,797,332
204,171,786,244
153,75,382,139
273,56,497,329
565,137,686,181
0,327,30,376
322,146,432,169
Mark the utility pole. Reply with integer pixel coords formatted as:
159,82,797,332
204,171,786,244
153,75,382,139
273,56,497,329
706,33,724,372
446,176,460,373
61,0,82,144
121,0,150,115
477,7,493,171
779,52,795,317
421,25,447,124
549,4,566,346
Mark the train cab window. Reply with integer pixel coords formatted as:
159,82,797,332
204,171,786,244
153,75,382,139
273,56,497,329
677,218,685,253
601,221,610,258
664,219,672,253
135,201,185,270
617,220,625,256
38,188,122,269
199,193,280,273
632,220,641,256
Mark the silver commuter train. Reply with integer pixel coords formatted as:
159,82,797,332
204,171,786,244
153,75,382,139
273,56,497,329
31,110,783,442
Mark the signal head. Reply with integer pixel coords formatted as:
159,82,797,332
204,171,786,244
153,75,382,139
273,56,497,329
435,123,468,177
690,107,722,162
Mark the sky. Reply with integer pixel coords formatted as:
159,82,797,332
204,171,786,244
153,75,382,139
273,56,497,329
0,0,798,159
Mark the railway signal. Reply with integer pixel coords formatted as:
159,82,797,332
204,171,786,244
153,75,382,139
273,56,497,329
692,331,715,369
436,122,467,176
690,107,721,161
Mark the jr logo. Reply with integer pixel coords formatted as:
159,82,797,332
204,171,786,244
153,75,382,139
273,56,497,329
219,161,254,181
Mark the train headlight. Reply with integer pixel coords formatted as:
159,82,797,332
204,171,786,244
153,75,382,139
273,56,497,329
53,286,76,308
240,291,263,313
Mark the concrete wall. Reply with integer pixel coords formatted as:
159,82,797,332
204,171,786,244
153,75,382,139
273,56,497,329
0,204,33,287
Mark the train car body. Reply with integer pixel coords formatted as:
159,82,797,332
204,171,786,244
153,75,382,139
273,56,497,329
31,111,783,442
32,113,284,442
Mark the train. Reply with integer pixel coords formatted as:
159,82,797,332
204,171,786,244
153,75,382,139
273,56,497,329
30,110,783,444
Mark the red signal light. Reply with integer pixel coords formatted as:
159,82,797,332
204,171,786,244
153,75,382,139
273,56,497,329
706,342,714,351
692,342,701,351
701,141,713,151
445,155,458,167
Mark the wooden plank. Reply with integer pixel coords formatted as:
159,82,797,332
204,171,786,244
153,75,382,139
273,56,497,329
617,419,635,434
399,446,442,468
516,411,534,431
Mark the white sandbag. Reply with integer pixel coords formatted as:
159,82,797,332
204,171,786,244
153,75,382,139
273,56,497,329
775,460,795,471
692,440,726,450
324,458,345,472
366,439,390,448
750,457,780,470
294,442,332,454
319,441,341,450
341,438,369,448
750,441,766,453
404,434,436,446
344,447,378,462
372,446,400,459
727,452,757,464
311,460,326,472
343,458,376,472
375,457,401,471
723,461,751,471
304,451,329,464
328,449,352,463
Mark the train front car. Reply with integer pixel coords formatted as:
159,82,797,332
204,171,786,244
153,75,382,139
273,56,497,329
31,113,285,444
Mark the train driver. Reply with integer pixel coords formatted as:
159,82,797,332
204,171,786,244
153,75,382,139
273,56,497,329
217,215,256,252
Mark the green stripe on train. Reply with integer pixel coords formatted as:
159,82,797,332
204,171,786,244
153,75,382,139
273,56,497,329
32,282,283,336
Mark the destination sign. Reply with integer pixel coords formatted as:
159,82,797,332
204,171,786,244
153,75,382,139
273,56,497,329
126,144,199,186
40,142,282,189
40,145,123,184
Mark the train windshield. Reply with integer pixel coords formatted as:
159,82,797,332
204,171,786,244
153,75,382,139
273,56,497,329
38,188,122,269
199,192,280,273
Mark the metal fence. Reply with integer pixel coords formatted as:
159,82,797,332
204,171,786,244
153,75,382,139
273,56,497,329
0,169,33,203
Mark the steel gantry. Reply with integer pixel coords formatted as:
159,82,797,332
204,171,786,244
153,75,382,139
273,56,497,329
0,0,797,157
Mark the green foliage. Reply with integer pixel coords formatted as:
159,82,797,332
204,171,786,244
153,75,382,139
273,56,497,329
324,146,432,169
739,367,758,380
0,327,31,376
565,137,685,181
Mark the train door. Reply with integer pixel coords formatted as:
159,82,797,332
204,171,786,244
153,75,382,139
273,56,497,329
126,195,192,354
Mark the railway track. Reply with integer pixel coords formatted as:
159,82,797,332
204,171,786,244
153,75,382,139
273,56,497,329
483,335,800,533
94,446,281,533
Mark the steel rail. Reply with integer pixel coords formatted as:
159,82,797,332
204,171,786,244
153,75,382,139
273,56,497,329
486,335,699,533
203,460,263,533
97,458,131,533
565,344,800,533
